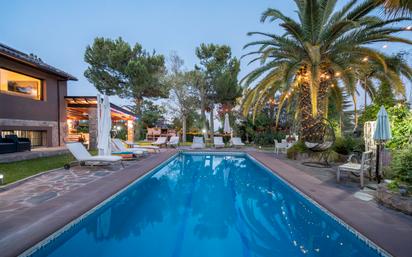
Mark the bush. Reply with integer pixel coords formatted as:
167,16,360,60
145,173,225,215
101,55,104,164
287,141,308,159
254,131,286,146
390,145,412,186
333,137,364,155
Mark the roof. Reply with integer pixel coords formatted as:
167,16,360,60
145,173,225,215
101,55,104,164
0,42,77,81
65,96,137,120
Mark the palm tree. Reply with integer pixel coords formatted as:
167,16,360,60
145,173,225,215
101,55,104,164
242,0,412,139
379,0,412,16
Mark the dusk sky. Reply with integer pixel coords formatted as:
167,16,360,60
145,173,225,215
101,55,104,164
1,0,411,108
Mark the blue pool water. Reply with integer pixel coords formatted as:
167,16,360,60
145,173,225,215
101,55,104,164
30,153,383,257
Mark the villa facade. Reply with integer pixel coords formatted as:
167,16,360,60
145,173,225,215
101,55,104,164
0,43,77,147
0,43,136,149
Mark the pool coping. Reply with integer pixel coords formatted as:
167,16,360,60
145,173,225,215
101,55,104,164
0,150,178,257
247,151,412,257
20,152,179,257
246,153,391,257
2,150,410,257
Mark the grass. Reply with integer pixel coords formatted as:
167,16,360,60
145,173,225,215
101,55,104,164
0,150,97,185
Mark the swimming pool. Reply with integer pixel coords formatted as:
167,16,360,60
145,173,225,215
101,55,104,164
26,153,386,257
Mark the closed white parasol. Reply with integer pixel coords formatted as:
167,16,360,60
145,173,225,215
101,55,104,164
97,94,112,156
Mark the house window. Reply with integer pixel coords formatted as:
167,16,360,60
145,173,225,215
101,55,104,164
1,130,46,147
0,68,42,100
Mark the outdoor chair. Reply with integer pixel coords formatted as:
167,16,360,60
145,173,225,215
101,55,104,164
125,141,160,153
65,142,123,170
214,137,225,148
167,136,180,147
152,137,167,147
230,137,245,148
0,135,17,154
111,139,147,155
274,140,289,154
5,135,31,152
191,137,205,149
337,151,373,188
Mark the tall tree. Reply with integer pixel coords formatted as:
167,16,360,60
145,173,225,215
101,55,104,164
242,0,412,141
195,43,240,140
84,37,167,138
379,0,412,16
167,53,199,142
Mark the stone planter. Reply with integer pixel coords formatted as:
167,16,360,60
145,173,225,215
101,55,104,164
376,184,412,215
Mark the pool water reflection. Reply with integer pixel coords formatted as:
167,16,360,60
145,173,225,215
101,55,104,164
30,153,383,257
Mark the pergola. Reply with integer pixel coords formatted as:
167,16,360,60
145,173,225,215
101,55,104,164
65,96,136,149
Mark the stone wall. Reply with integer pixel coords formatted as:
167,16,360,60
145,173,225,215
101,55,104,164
88,108,98,150
376,184,412,215
0,118,65,147
127,120,134,142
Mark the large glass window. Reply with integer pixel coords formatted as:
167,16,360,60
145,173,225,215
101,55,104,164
1,130,46,147
0,68,42,100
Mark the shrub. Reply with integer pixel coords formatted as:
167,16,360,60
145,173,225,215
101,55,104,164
254,131,286,146
332,136,364,155
287,141,308,159
390,145,412,186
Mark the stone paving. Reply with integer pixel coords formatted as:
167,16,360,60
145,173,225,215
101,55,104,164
0,158,140,220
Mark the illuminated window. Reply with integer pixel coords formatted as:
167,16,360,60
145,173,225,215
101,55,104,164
0,68,42,100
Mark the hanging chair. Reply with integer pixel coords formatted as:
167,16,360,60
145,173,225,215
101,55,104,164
302,118,336,168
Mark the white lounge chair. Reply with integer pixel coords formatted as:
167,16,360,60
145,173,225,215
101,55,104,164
167,136,180,147
65,142,123,169
214,137,225,148
191,136,205,149
112,139,147,155
124,141,160,153
152,137,167,147
274,140,289,154
337,151,373,188
230,137,245,148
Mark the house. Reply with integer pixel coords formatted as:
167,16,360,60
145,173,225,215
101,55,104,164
0,43,77,147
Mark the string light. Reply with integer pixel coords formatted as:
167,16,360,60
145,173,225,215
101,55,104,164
335,72,341,77
362,57,369,62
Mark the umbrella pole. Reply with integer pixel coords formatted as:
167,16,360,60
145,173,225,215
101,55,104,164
375,143,381,184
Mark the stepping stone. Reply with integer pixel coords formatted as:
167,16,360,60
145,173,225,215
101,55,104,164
27,191,58,204
353,191,374,201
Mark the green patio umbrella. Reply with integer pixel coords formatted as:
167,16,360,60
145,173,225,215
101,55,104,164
373,106,392,183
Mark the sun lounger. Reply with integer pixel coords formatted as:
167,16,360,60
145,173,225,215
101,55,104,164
214,137,225,148
65,142,123,169
152,137,167,147
167,136,180,147
124,141,160,153
191,136,205,149
112,139,147,155
230,137,245,148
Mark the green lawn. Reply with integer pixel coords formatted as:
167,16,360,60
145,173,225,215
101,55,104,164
0,150,97,185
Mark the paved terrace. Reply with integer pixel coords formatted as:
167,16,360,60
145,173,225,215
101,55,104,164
0,148,411,257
